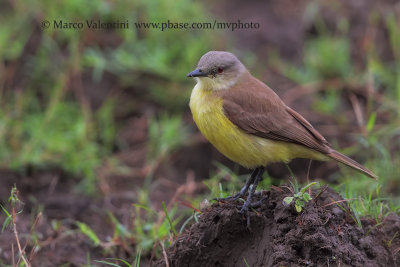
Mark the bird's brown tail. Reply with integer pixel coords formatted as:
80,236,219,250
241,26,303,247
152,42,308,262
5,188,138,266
327,150,378,179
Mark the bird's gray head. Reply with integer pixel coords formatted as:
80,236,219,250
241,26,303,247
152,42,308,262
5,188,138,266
187,51,247,90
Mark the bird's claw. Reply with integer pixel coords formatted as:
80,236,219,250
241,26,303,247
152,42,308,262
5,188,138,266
240,195,265,228
213,191,244,202
214,167,266,228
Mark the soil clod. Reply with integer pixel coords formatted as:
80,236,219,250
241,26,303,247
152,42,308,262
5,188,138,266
154,187,397,267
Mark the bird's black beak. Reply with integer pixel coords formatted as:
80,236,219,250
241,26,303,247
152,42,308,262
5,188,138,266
186,69,208,78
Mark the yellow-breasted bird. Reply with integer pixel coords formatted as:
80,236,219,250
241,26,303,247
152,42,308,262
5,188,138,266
187,51,377,217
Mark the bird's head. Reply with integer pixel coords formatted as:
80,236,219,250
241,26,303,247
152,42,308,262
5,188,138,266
187,51,246,91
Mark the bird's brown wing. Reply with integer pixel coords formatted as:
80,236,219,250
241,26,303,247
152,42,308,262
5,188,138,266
220,76,331,154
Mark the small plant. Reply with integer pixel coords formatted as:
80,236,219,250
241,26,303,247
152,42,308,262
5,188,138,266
283,182,318,212
1,185,32,266
204,162,241,199
132,190,181,254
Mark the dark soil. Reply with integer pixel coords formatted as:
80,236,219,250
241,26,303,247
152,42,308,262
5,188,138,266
154,186,399,267
0,169,136,266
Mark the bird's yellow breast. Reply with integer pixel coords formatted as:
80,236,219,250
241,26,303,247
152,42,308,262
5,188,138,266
189,83,326,168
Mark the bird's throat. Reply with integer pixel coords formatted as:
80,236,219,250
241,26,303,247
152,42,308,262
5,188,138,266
196,76,237,91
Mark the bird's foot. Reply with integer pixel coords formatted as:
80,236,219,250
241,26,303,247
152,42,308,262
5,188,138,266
239,190,266,228
213,187,247,202
214,167,266,228
213,168,262,203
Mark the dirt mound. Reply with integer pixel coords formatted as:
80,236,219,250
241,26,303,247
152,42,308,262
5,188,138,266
154,186,398,267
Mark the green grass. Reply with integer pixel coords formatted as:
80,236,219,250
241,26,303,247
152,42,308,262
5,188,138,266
94,256,141,267
0,90,115,194
130,184,187,256
277,36,352,84
147,114,189,164
76,221,102,246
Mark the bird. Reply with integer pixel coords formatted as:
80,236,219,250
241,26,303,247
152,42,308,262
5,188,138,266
187,51,377,218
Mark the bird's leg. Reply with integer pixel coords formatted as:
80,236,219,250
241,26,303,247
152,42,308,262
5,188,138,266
214,168,260,201
240,167,265,227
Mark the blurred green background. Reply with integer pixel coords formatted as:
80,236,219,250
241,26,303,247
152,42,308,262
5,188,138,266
0,0,399,265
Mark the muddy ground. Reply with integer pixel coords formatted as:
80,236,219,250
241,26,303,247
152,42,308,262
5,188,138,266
155,187,400,267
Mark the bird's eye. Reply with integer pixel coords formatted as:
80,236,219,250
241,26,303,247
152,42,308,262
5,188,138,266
217,67,224,74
